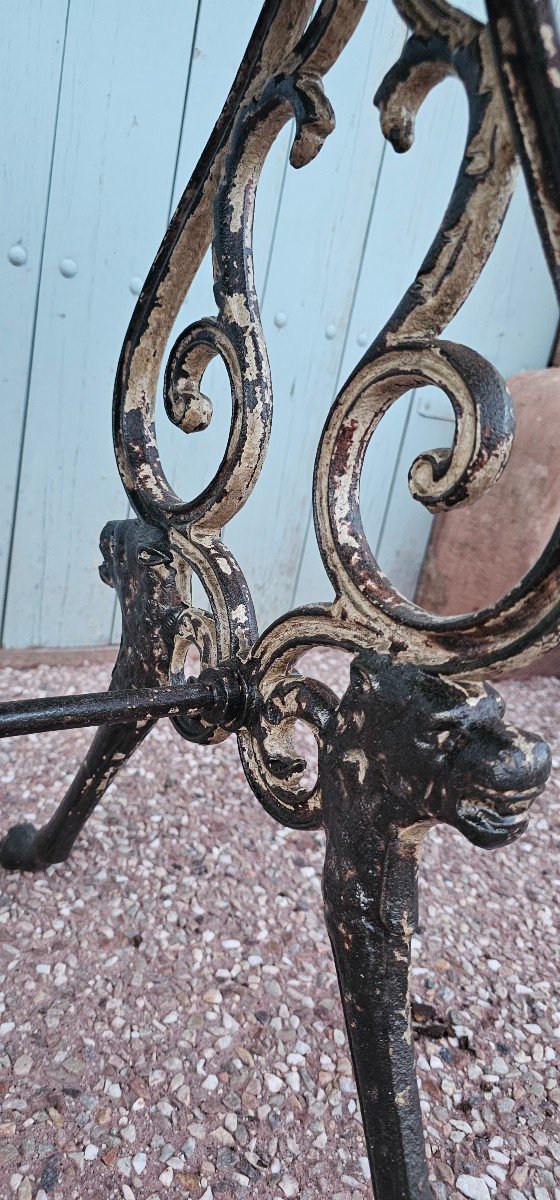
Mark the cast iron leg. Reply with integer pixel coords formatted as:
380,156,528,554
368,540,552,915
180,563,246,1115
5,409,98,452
0,518,194,873
0,718,153,872
323,827,429,1200
316,649,552,1200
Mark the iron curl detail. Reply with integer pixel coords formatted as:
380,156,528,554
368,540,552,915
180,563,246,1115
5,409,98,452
239,0,522,817
111,0,365,728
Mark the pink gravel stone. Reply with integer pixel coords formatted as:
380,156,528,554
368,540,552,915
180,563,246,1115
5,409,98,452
0,653,558,1198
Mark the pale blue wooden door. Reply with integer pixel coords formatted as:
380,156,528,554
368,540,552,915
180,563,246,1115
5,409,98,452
1,0,558,647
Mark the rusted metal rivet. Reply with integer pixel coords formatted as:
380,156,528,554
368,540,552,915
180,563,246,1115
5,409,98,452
325,323,337,339
274,311,288,328
59,258,78,278
129,277,143,296
8,244,27,267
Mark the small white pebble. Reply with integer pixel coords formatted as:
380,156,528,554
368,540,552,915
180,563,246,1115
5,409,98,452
13,1054,33,1077
267,1074,284,1094
211,1127,235,1148
203,988,222,1005
132,1153,147,1175
489,1150,509,1165
279,1177,299,1198
486,1165,506,1184
159,1167,173,1187
202,1074,219,1091
104,1079,122,1099
456,1176,491,1200
84,1145,98,1161
122,1186,136,1200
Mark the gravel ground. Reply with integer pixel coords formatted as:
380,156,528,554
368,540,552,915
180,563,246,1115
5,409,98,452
0,654,559,1200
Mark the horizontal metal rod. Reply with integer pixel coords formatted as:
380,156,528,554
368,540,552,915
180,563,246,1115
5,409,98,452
0,679,220,739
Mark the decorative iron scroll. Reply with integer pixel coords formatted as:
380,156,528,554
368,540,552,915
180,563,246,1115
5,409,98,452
2,2,560,1197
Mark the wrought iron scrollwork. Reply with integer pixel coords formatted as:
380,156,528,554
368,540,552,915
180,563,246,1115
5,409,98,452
2,2,560,1196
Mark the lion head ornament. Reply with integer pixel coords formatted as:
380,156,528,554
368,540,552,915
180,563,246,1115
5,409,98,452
321,650,551,851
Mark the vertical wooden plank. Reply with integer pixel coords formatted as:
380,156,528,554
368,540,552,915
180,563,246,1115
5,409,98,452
108,0,293,636
293,65,468,609
0,0,69,602
3,0,199,647
222,0,405,631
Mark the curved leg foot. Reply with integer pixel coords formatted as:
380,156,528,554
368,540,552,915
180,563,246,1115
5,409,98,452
0,517,188,874
0,823,45,872
0,719,154,874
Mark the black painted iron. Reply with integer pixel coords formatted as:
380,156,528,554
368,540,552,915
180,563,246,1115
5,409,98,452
0,677,243,739
321,652,550,1198
2,3,560,1194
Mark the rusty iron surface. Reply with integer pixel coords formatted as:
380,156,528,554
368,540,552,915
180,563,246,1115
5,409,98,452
2,1,560,1195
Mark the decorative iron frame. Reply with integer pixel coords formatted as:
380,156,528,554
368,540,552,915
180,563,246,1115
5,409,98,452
2,2,560,1195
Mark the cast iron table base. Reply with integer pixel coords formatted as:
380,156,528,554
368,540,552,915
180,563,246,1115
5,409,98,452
2,3,560,1196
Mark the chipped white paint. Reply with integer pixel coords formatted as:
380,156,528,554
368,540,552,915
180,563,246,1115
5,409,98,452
343,748,369,785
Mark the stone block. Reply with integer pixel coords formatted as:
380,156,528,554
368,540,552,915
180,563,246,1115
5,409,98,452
415,368,560,676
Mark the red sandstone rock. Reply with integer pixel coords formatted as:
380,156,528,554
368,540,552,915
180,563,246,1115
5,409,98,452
415,367,560,676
